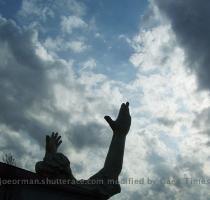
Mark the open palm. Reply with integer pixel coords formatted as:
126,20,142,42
46,132,62,154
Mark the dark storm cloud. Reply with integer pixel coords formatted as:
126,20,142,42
157,117,176,127
193,108,210,129
193,107,210,139
69,122,108,150
155,0,210,90
0,130,26,157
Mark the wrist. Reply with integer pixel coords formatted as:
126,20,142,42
44,152,54,161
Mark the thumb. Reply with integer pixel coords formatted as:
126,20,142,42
104,116,114,128
46,135,50,144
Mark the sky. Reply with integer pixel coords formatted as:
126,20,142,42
0,0,210,199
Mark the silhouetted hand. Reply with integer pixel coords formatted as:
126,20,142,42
46,132,62,154
104,102,131,136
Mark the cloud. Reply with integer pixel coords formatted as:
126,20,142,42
192,107,210,138
81,58,96,71
0,17,50,142
157,117,176,127
2,1,210,199
19,0,54,21
0,17,122,173
19,0,86,20
61,15,87,34
69,122,108,150
154,0,210,91
55,0,86,17
17,0,87,35
67,40,88,53
152,0,210,151
118,1,210,199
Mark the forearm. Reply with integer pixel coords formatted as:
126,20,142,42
103,132,127,179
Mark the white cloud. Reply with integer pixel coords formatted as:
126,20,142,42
2,1,210,199
43,36,89,55
18,0,54,21
67,40,88,53
35,42,53,61
0,17,125,183
19,0,86,20
113,1,210,199
55,0,86,17
61,15,87,34
44,37,63,52
80,58,96,71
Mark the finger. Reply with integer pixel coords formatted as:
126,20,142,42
119,103,126,115
57,140,62,147
55,132,58,139
46,135,50,144
51,132,55,138
56,135,61,144
104,116,114,127
125,102,130,112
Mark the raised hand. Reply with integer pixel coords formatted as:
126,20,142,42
46,132,62,154
104,102,131,136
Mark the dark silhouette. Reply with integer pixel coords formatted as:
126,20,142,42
35,102,131,199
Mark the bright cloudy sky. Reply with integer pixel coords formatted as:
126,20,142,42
1,0,210,199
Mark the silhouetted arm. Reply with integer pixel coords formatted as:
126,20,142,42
35,132,75,179
102,102,131,179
